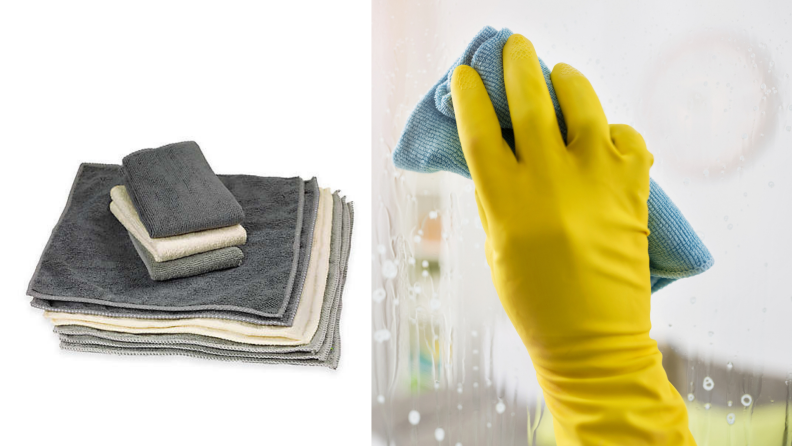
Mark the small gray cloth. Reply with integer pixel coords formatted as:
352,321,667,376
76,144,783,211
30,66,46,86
122,141,245,237
128,234,244,281
56,197,353,369
30,176,319,326
28,164,307,320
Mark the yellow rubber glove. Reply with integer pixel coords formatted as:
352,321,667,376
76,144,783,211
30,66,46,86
451,34,695,445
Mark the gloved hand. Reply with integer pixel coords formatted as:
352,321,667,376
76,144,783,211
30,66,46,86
451,34,695,445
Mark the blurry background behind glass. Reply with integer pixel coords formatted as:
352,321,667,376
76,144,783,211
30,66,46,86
372,1,792,444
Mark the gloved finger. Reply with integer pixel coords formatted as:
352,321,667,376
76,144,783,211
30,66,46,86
609,124,653,166
451,65,515,197
550,63,610,150
503,34,564,162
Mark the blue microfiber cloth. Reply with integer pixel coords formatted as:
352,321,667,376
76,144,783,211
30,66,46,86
392,26,713,292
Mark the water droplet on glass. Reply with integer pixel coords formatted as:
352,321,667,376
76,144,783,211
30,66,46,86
373,288,386,303
786,126,792,132
374,329,391,343
377,244,386,254
457,404,463,410
690,297,697,304
762,307,767,312
726,413,736,425
377,395,385,404
434,428,445,441
742,133,748,139
408,410,421,425
724,216,729,221
761,82,766,90
727,362,733,370
728,224,733,230
687,393,695,401
728,400,733,406
703,376,715,391
413,235,422,244
429,211,438,219
708,331,714,337
704,403,711,410
422,260,429,268
473,382,479,388
496,401,506,414
769,181,775,188
703,169,709,177
381,260,398,279
456,443,463,446
741,394,753,406
408,257,415,265
429,298,441,310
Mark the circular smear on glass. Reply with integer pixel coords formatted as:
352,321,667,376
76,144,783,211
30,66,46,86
640,30,782,178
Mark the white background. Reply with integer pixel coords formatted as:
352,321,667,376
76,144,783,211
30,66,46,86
0,1,371,444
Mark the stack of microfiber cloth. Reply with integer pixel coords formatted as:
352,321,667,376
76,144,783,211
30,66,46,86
393,26,714,290
28,142,352,369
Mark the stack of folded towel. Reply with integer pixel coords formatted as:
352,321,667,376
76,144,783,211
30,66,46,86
27,142,352,369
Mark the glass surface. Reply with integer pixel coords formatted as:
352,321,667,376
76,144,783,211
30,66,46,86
373,1,792,444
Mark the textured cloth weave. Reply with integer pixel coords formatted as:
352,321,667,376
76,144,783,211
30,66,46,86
122,141,245,237
392,26,713,292
45,189,338,346
111,185,247,262
29,177,320,326
28,164,304,318
128,234,244,281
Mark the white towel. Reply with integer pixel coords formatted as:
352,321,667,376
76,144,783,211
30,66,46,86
46,188,334,346
110,185,247,262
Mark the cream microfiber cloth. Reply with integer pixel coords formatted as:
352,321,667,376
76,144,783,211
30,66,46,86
46,187,335,346
110,185,247,262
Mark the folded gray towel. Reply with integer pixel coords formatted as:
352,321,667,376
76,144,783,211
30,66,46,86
28,164,306,319
29,176,319,326
122,141,245,237
129,234,244,281
56,197,353,369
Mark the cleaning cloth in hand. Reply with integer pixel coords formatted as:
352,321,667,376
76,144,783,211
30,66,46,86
111,185,247,262
128,234,244,281
392,26,713,292
28,164,304,319
122,141,245,238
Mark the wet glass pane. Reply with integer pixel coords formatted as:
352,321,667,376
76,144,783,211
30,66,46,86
373,1,792,444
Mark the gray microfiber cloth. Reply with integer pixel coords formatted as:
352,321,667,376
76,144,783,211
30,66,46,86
56,197,353,369
128,234,244,281
122,141,245,238
28,164,307,320
29,176,319,326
